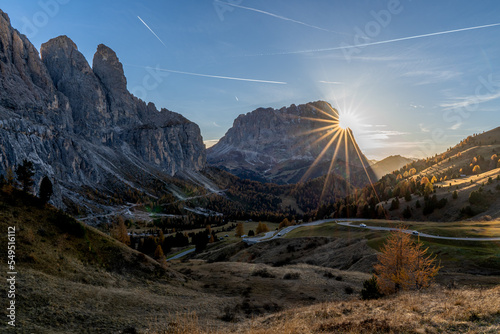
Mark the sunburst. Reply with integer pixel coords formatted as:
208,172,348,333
296,103,380,209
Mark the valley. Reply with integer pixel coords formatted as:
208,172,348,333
0,4,499,333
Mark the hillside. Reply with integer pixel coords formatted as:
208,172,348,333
325,127,500,222
0,187,373,333
207,101,375,187
371,155,415,180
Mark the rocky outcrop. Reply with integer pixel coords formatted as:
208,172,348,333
208,101,374,185
0,9,205,210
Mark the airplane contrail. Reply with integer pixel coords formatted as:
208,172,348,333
318,81,343,84
214,0,347,36
126,64,287,84
252,22,500,56
137,16,168,48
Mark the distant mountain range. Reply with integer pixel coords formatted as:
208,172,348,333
371,155,415,179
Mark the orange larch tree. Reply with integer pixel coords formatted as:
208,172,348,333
374,226,440,295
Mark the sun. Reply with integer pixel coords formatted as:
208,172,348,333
338,112,358,130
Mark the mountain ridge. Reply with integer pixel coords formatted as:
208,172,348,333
0,10,205,212
207,100,375,186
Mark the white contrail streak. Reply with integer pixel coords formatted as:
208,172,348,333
137,16,168,48
318,81,343,84
126,64,287,84
214,0,347,36
253,22,500,56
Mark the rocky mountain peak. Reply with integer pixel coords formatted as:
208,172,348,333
0,9,10,24
42,35,78,52
208,101,373,185
92,44,127,94
0,11,206,212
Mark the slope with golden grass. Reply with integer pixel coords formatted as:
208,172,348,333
150,285,500,333
0,189,233,333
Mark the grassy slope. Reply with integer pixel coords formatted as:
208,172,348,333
0,189,233,333
151,286,500,333
286,221,500,282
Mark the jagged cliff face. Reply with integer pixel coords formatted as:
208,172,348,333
208,101,374,185
0,9,205,209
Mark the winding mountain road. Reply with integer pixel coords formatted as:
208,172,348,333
336,221,500,242
169,218,500,260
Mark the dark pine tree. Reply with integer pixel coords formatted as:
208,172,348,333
15,159,35,193
39,176,53,204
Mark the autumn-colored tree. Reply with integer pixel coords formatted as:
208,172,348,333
409,168,417,176
111,217,130,245
420,177,430,185
154,244,164,260
492,154,498,161
430,176,438,184
6,167,14,185
396,174,403,181
235,223,244,237
158,229,165,244
279,218,291,229
2,167,15,194
424,182,434,196
374,227,440,295
472,165,481,174
256,222,270,234
497,159,500,168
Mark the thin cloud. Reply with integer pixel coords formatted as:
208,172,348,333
419,123,431,133
440,91,500,110
251,22,500,56
137,16,168,48
215,0,346,35
212,122,221,127
125,64,287,84
362,130,408,140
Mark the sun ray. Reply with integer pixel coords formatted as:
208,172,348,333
319,129,346,202
311,105,339,120
299,129,343,183
299,116,339,124
299,124,338,136
347,130,381,203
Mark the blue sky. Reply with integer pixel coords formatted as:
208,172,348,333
3,0,500,159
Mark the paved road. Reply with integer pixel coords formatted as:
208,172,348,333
166,248,196,261
337,221,500,242
168,218,500,259
243,219,339,244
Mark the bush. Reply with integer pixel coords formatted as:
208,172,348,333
283,272,300,280
452,190,458,199
344,286,354,295
469,189,488,205
361,276,383,300
251,268,275,278
402,206,412,219
389,198,400,211
51,210,86,238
